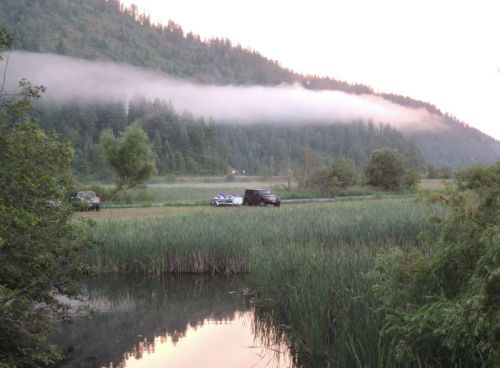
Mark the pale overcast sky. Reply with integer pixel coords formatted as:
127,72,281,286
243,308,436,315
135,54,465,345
121,0,500,139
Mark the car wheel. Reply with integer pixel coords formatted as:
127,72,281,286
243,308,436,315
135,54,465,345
274,203,280,207
259,201,266,206
96,206,100,212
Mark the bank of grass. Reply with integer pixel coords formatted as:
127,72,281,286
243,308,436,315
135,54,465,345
251,243,387,367
84,198,433,366
86,198,429,274
73,206,201,222
246,199,432,367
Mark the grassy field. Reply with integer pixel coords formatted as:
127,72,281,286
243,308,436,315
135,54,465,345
81,197,435,366
419,178,453,191
89,176,286,206
81,176,447,208
84,197,430,275
93,183,414,207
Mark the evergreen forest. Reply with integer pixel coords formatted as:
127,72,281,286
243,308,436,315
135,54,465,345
1,0,499,177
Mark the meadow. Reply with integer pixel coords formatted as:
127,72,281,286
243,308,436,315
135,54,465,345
83,197,435,366
85,176,443,207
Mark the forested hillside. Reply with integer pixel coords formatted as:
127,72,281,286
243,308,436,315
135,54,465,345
1,0,499,174
34,98,418,180
0,0,299,86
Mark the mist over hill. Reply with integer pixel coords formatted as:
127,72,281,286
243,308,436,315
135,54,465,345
1,0,499,174
5,51,444,131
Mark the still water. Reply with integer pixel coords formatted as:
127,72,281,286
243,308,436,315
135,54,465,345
51,276,292,368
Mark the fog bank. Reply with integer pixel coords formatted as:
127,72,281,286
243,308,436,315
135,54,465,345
2,51,442,129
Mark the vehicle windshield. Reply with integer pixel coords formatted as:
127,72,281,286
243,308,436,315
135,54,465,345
258,190,271,195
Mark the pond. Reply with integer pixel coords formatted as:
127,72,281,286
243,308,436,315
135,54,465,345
51,276,292,368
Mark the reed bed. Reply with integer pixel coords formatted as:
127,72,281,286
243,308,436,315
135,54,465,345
251,243,395,367
86,198,429,275
84,198,433,367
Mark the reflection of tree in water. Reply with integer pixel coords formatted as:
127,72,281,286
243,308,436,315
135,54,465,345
51,275,249,368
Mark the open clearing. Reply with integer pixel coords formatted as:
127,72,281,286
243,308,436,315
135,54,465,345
73,196,409,222
419,178,452,191
75,178,448,222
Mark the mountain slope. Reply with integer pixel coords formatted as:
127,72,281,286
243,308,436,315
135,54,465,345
0,0,297,85
1,0,499,169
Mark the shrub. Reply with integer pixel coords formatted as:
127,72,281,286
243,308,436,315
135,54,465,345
364,149,405,189
375,161,500,367
311,156,358,192
365,148,419,190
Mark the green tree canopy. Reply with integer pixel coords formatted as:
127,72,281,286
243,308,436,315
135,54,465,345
0,27,90,366
364,148,405,190
326,156,358,190
310,156,358,191
100,122,157,189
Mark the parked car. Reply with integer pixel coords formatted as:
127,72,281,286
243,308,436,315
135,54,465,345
211,192,243,207
243,189,280,207
70,191,101,211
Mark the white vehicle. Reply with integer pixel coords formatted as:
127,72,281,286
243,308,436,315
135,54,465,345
70,191,101,211
211,192,243,207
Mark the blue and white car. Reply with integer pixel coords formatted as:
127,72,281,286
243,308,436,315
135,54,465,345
211,192,243,207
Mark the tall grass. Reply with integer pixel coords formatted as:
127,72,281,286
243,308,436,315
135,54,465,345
86,198,429,274
84,198,434,367
251,243,395,367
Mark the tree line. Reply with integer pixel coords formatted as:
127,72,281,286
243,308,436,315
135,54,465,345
33,97,422,181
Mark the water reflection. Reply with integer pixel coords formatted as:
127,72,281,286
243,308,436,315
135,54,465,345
51,276,291,368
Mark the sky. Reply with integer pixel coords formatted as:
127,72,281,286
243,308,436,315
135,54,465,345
120,0,500,140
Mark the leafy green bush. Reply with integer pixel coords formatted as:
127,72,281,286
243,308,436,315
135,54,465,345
365,149,405,189
0,28,91,367
375,162,500,367
365,148,420,190
310,156,358,191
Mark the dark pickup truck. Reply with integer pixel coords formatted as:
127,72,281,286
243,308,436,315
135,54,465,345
243,189,280,207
